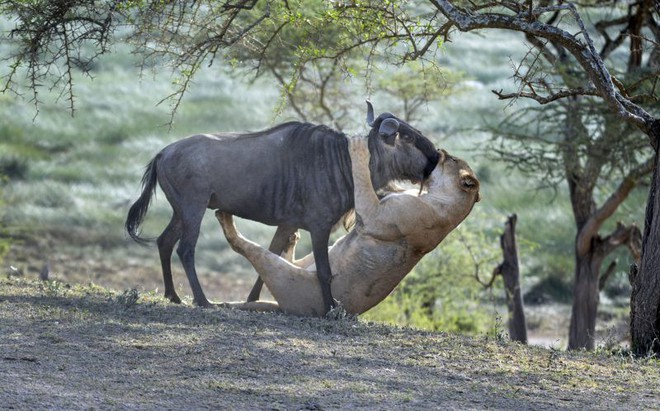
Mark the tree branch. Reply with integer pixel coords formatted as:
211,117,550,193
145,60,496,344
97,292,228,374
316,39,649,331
600,222,643,262
576,157,654,257
431,0,656,136
492,87,599,104
2,0,119,115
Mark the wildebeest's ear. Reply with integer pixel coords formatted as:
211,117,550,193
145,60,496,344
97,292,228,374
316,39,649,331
379,118,400,145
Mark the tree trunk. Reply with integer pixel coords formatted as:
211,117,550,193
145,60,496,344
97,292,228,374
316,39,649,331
631,135,660,356
495,214,528,344
568,253,604,350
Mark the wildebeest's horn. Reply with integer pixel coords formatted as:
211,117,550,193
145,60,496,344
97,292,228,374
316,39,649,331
367,100,396,128
366,100,375,126
379,118,400,137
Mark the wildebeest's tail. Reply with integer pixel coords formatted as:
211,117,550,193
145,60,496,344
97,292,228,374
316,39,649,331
125,156,159,245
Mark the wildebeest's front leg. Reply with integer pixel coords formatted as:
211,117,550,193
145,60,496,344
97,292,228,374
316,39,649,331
310,228,335,313
246,224,298,302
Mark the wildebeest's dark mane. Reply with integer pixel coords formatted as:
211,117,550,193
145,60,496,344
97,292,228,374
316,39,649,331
277,122,352,190
282,122,349,152
234,121,346,142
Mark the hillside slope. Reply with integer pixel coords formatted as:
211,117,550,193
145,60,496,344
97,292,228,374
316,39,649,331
1,278,657,410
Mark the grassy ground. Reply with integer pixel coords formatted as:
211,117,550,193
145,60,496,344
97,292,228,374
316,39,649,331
1,277,658,410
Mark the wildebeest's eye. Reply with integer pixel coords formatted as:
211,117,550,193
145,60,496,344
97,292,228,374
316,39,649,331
400,133,413,142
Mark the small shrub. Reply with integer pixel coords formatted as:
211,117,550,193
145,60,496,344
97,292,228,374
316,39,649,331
0,156,29,180
24,182,76,209
0,187,10,265
99,128,130,145
524,273,572,305
41,280,69,297
362,227,499,334
49,165,87,184
325,301,357,321
116,288,139,309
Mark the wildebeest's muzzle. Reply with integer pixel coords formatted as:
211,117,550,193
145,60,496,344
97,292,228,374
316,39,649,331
417,138,440,179
424,151,440,178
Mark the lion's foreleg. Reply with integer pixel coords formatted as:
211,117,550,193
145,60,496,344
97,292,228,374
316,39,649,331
349,138,381,223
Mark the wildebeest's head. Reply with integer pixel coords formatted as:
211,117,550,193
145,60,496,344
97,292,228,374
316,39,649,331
365,101,440,188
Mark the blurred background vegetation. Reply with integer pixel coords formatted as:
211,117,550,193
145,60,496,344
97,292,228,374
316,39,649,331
0,4,648,347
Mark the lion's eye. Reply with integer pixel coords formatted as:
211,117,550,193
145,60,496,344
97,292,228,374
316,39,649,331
462,177,477,189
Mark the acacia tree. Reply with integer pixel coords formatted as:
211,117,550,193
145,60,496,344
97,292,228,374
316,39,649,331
483,2,656,350
428,0,660,355
2,0,660,354
493,97,650,349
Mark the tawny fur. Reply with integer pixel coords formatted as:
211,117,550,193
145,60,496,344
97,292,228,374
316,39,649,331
217,137,480,317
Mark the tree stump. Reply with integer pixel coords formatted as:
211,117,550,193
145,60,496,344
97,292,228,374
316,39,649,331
493,214,528,344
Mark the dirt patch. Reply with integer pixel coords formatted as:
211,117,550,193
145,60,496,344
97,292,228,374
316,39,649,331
3,234,260,303
1,277,658,410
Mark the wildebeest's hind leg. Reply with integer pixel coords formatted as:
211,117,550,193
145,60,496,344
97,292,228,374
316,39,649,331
157,213,183,304
246,225,298,302
177,206,213,307
310,228,335,313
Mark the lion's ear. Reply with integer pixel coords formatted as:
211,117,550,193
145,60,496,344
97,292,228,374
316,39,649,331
437,149,446,164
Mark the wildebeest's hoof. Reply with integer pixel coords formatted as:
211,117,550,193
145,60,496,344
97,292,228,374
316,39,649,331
325,300,355,320
165,293,182,304
194,299,216,308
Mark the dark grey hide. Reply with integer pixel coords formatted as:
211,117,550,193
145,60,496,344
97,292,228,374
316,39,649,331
125,103,439,311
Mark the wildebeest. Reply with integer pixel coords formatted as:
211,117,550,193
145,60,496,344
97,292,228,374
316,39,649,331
215,137,480,316
125,102,439,311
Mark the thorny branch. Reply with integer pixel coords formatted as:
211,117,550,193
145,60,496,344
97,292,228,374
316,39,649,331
431,0,658,141
492,87,600,104
457,230,498,290
2,0,121,116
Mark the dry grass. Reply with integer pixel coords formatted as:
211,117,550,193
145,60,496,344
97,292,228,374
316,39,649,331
1,277,658,410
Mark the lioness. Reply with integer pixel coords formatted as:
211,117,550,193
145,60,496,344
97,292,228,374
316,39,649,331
216,137,480,317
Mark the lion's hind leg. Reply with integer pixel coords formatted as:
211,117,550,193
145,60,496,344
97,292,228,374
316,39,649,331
215,211,318,313
219,301,282,312
281,231,300,262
